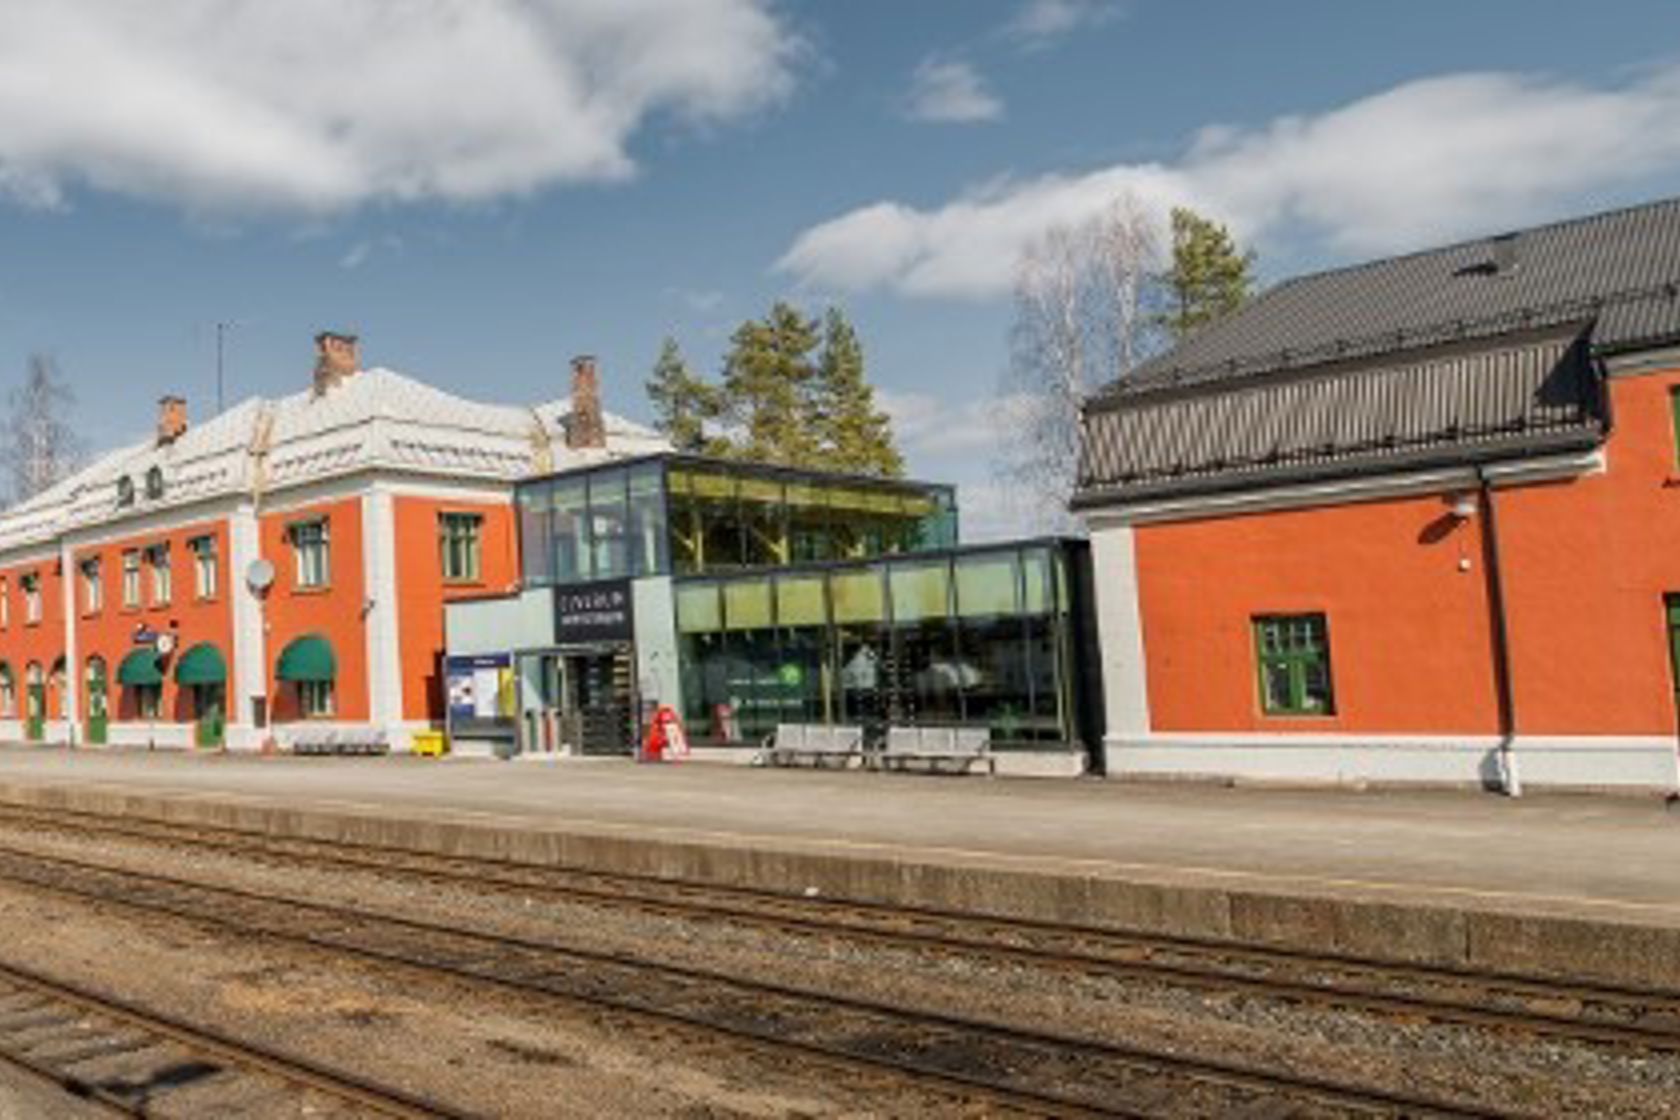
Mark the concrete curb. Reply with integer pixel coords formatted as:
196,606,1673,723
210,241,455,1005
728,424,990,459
0,779,1676,992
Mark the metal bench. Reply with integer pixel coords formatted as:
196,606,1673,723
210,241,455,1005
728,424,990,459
756,723,867,769
878,726,996,776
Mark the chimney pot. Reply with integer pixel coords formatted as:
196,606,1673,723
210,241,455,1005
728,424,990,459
566,354,606,451
313,330,361,393
157,396,188,445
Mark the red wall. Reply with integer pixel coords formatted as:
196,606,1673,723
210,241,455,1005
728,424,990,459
0,554,66,717
1133,364,1680,737
73,519,234,723
392,496,517,722
259,498,367,722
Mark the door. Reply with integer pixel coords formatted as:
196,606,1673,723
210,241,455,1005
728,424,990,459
194,684,226,748
24,665,43,742
86,660,108,745
568,649,635,755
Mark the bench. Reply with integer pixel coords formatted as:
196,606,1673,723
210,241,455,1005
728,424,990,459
290,728,391,756
878,726,996,776
756,723,867,769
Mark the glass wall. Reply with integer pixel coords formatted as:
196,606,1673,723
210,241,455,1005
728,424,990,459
672,543,1077,749
519,455,959,587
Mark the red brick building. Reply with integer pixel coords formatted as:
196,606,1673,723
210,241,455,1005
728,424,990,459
1076,197,1680,791
0,334,662,750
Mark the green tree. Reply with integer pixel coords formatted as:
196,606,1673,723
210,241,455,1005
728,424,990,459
813,308,902,477
645,336,721,453
718,301,821,466
1161,207,1255,339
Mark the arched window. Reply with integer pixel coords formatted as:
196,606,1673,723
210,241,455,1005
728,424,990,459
24,662,42,721
144,466,165,501
0,663,12,718
116,476,135,507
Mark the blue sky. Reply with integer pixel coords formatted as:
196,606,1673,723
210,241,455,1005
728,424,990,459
2,1,1678,537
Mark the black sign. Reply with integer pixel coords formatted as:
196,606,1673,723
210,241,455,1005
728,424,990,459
553,578,634,644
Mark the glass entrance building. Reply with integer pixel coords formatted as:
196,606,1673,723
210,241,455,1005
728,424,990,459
446,453,1103,771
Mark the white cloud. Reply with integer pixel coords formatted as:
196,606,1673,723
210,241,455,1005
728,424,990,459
666,287,726,313
780,64,1680,300
1004,0,1123,48
882,389,1033,456
0,0,799,215
904,57,1003,124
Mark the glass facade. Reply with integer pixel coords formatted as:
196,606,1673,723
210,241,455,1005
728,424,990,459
518,455,957,587
674,543,1076,749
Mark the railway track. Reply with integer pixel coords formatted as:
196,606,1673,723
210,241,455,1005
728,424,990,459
0,951,471,1118
0,835,1515,1119
3,801,1678,1059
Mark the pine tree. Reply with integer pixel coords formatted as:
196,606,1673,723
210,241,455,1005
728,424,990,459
814,308,902,478
718,301,821,466
645,336,720,454
1161,207,1255,339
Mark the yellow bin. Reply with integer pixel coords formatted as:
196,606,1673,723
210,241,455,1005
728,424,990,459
413,730,448,757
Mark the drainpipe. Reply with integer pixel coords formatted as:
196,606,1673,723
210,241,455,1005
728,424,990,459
1476,466,1521,797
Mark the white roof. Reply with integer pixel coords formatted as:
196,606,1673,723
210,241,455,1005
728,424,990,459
0,367,667,555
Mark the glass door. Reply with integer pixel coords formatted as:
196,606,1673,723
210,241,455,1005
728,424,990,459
194,683,226,747
86,659,108,745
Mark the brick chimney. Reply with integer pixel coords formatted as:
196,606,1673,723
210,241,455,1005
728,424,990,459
566,355,606,450
157,396,187,445
313,331,361,393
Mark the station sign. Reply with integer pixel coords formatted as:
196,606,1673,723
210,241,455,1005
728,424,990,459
552,578,634,645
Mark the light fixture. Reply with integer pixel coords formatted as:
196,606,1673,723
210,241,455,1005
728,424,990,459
1449,493,1478,519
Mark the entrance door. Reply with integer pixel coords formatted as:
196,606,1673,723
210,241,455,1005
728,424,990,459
566,649,635,755
24,664,43,742
86,659,108,745
194,684,226,748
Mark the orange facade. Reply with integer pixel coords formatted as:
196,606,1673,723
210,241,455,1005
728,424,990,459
0,553,67,720
1133,363,1680,738
72,519,234,723
391,497,518,721
259,498,369,724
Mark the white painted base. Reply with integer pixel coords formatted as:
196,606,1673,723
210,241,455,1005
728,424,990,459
102,723,197,750
1107,733,1680,791
680,746,1089,777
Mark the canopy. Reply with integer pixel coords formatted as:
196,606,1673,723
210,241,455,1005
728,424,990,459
276,635,335,682
174,643,227,685
116,650,163,687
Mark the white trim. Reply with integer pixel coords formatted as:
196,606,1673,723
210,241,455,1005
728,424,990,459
1083,449,1605,529
362,483,405,749
228,503,266,749
1106,732,1680,790
1602,346,1680,376
1088,525,1149,737
256,469,511,518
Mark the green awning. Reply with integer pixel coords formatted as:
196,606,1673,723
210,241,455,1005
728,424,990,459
174,643,226,685
116,650,163,687
276,635,335,682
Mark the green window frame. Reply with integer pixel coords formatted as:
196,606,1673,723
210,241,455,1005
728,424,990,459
1253,613,1334,715
289,519,330,589
439,512,483,584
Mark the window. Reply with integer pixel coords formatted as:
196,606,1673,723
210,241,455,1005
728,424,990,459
0,578,8,628
80,557,102,614
299,679,335,718
0,664,12,717
116,476,135,507
144,466,165,501
121,550,141,608
189,536,218,599
1253,614,1335,715
439,513,483,583
135,683,163,720
290,519,330,588
145,544,170,605
20,573,40,624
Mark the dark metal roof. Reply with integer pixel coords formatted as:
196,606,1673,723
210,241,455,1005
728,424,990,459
1075,326,1603,509
1073,196,1680,509
1105,195,1680,398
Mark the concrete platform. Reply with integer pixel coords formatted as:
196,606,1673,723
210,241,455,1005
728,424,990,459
0,746,1676,989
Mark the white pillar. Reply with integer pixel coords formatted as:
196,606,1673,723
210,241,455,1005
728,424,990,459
59,540,79,745
361,484,406,750
228,504,267,749
1089,522,1152,748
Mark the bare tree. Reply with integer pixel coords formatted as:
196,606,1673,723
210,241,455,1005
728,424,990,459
998,194,1164,532
4,355,83,506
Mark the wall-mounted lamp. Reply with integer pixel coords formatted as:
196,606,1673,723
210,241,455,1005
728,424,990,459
1449,493,1478,520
